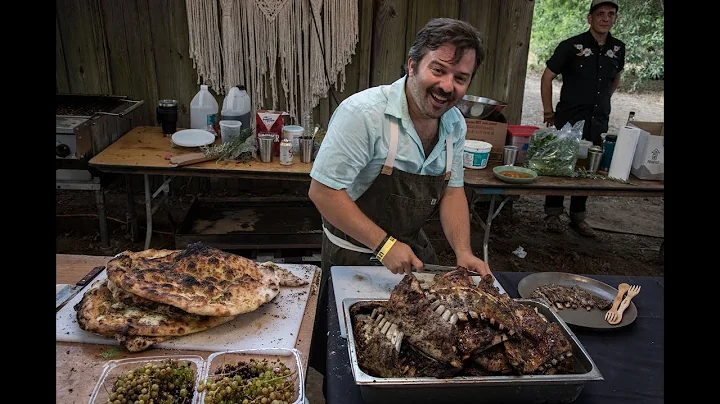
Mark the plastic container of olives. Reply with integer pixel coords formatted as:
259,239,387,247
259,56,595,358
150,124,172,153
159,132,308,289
198,348,305,404
88,355,205,404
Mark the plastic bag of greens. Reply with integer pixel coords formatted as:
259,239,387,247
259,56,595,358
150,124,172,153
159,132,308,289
525,120,584,177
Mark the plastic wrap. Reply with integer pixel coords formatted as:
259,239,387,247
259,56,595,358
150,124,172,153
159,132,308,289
526,120,584,177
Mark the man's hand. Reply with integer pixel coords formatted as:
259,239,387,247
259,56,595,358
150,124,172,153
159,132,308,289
543,110,555,128
380,240,423,275
456,251,492,276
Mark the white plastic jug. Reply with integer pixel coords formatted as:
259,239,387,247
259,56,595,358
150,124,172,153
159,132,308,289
221,85,252,131
190,85,219,133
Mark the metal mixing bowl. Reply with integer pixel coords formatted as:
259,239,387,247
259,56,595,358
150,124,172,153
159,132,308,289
457,95,507,119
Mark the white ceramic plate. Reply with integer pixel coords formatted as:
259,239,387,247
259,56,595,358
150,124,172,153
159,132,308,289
171,129,215,147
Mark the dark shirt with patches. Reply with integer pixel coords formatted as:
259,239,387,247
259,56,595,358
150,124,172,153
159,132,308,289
547,30,625,144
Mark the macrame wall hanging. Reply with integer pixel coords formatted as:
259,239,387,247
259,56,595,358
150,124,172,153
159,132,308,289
185,0,359,124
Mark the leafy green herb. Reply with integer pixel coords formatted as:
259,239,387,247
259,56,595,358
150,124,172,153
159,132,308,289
526,127,579,177
200,127,255,163
574,168,631,184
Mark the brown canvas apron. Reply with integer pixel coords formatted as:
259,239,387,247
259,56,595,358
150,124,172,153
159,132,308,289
309,85,456,376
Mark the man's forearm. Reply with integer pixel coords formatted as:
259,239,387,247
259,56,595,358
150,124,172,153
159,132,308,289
439,186,473,256
308,179,386,251
540,68,556,112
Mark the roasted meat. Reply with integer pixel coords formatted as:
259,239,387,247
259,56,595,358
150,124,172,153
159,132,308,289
530,284,611,311
350,267,579,378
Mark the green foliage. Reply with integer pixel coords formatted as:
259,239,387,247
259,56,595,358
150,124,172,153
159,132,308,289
529,0,664,91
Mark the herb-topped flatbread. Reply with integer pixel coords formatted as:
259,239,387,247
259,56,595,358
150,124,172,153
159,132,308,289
75,279,236,338
106,242,281,317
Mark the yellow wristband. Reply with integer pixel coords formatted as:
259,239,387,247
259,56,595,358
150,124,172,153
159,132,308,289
376,236,397,262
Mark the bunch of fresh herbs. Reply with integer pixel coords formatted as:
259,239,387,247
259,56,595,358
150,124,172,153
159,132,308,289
200,127,255,163
525,127,580,177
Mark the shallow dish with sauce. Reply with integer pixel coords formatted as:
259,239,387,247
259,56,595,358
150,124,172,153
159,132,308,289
493,166,538,184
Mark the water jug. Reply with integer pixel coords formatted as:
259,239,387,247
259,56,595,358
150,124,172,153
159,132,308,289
190,84,219,133
221,85,252,131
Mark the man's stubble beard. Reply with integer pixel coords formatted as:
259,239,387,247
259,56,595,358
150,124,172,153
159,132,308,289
407,69,447,120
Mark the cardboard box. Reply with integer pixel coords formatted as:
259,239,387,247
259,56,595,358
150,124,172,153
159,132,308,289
256,110,289,157
629,121,664,181
464,118,508,162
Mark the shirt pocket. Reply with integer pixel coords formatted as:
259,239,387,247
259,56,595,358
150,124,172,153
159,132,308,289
570,55,595,80
599,54,621,79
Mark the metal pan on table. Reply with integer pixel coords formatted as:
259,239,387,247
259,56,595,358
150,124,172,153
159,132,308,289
517,272,637,329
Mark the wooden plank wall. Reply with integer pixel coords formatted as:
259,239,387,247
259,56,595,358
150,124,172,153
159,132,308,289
57,0,534,193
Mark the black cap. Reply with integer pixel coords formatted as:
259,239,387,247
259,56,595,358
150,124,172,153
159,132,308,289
605,134,618,142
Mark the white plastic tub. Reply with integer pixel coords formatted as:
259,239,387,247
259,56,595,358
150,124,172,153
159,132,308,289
463,140,493,169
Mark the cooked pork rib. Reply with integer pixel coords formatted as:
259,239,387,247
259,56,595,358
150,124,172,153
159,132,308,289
351,267,578,378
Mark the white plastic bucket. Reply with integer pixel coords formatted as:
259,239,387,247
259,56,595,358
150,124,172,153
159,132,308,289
463,140,493,169
282,125,305,154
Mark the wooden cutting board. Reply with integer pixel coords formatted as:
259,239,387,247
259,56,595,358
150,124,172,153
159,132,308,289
55,264,317,351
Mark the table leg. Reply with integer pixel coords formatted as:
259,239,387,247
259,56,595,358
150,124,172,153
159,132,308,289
144,174,153,249
94,188,109,248
482,195,496,264
481,194,513,265
125,175,139,241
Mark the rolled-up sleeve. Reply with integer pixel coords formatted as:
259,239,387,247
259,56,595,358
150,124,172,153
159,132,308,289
310,100,375,190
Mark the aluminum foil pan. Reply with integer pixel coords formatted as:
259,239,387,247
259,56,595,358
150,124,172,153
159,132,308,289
342,298,603,404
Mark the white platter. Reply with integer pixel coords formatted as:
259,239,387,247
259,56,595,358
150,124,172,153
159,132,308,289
171,129,215,147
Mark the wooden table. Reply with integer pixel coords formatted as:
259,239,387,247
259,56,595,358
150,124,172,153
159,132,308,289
56,254,320,404
463,162,664,265
88,126,313,249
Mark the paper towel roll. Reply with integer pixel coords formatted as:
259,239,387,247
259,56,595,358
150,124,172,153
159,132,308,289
608,126,641,181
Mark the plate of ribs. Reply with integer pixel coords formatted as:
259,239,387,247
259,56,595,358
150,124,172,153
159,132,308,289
517,272,637,329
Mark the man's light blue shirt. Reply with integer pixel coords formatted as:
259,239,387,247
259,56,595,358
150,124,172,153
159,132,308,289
310,76,467,201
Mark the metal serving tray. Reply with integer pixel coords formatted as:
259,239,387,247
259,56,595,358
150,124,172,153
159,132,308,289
342,297,603,404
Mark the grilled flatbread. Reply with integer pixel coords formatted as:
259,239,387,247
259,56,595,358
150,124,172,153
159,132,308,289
258,261,309,287
106,242,281,317
116,334,173,353
75,279,236,338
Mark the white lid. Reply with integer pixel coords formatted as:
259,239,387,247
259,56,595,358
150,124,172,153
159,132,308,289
219,120,242,128
464,140,493,150
283,125,305,133
201,85,208,90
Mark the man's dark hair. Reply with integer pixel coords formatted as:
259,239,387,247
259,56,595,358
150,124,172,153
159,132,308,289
406,18,485,79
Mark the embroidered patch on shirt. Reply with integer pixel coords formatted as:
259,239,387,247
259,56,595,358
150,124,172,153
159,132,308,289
605,45,621,59
574,44,594,57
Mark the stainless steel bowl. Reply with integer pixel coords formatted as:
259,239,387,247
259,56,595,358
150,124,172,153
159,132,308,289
457,95,507,119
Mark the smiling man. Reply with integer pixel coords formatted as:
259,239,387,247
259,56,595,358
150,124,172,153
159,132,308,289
307,17,491,383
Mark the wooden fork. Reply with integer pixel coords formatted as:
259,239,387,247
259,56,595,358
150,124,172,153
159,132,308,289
604,283,629,323
607,285,641,325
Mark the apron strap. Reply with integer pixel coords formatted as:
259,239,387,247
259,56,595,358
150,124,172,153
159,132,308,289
444,127,454,180
382,118,400,175
322,225,374,254
381,85,397,175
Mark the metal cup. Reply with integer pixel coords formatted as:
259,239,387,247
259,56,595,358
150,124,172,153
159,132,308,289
503,145,518,166
258,134,275,163
587,146,603,173
299,137,314,163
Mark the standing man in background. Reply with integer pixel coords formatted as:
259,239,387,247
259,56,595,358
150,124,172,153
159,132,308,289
540,0,625,237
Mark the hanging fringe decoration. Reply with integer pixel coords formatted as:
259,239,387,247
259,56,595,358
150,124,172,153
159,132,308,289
186,0,224,90
185,0,359,123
